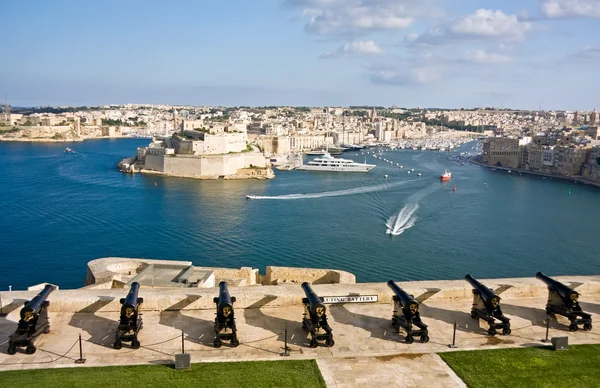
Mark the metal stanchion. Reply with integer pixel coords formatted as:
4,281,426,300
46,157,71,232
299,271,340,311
448,321,457,348
75,334,86,364
175,330,190,370
181,330,185,354
280,328,290,356
542,315,550,343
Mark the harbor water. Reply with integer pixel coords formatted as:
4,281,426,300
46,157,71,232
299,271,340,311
0,139,598,289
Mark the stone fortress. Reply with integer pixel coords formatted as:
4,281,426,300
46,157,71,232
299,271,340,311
1,258,599,387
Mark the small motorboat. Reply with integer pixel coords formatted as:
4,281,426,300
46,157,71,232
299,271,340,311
384,174,389,179
64,147,73,153
441,169,452,181
417,173,422,176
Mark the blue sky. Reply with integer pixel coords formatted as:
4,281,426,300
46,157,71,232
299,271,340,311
2,0,599,109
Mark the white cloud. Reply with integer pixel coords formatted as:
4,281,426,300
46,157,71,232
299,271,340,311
321,40,383,58
409,9,532,45
370,67,441,85
463,50,512,64
451,9,532,40
541,0,600,19
306,8,413,36
288,0,419,36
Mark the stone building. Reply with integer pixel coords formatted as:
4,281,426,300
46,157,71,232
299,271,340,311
481,137,520,168
582,146,600,182
553,146,588,176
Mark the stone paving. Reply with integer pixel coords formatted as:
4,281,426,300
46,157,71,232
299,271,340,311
1,296,599,387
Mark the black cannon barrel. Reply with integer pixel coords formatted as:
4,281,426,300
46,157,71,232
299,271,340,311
123,282,141,310
387,280,417,308
536,272,579,301
217,281,233,309
465,274,499,303
20,284,55,320
301,282,326,313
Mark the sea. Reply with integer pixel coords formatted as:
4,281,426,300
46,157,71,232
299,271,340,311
0,138,598,290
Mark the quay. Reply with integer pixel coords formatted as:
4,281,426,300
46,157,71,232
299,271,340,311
471,156,600,188
1,267,599,387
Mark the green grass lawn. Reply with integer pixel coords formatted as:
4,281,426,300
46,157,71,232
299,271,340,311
440,344,600,388
0,360,326,388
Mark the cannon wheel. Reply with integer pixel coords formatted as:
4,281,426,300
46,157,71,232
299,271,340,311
405,334,414,344
325,337,335,347
231,338,239,347
25,344,36,355
569,323,578,332
502,327,511,335
583,323,592,331
131,338,140,349
309,338,318,348
487,328,497,336
214,338,222,348
420,334,429,343
302,320,308,331
7,343,17,355
113,339,122,350
545,307,552,315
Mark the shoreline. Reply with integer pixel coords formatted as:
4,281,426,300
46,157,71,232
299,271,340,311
0,135,148,143
139,167,274,180
471,156,600,188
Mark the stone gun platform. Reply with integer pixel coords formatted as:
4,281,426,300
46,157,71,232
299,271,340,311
1,275,600,387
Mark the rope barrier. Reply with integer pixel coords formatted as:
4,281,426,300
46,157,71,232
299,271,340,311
0,339,79,366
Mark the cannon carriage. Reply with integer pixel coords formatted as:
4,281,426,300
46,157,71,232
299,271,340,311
7,285,55,355
301,282,334,348
114,282,143,349
213,281,239,348
387,281,429,344
465,275,511,336
536,272,592,331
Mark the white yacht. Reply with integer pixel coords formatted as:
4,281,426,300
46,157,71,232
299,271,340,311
296,152,376,172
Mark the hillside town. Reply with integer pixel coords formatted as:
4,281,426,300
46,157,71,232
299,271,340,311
2,104,599,182
478,109,600,184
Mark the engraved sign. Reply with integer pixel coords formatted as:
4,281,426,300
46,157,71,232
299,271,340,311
321,295,378,304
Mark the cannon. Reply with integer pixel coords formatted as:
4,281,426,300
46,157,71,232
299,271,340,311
387,281,429,344
114,282,143,349
213,281,239,348
465,275,511,336
301,282,334,348
536,272,592,331
7,285,55,355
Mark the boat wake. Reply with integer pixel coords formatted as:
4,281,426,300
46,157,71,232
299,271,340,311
246,179,418,200
385,183,443,236
386,204,419,236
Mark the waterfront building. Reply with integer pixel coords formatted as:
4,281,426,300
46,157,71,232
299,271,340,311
582,146,600,182
553,145,588,176
481,137,520,168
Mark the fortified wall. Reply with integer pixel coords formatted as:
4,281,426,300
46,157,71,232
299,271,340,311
2,256,598,314
143,152,273,179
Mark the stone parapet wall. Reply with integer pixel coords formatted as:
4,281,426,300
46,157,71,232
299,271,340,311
3,275,598,314
263,266,356,285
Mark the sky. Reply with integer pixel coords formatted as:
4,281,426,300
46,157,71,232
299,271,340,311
2,0,600,109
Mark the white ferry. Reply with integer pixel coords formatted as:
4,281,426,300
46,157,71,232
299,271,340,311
296,152,376,172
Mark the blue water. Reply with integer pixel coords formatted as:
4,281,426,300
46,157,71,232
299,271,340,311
0,139,598,290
